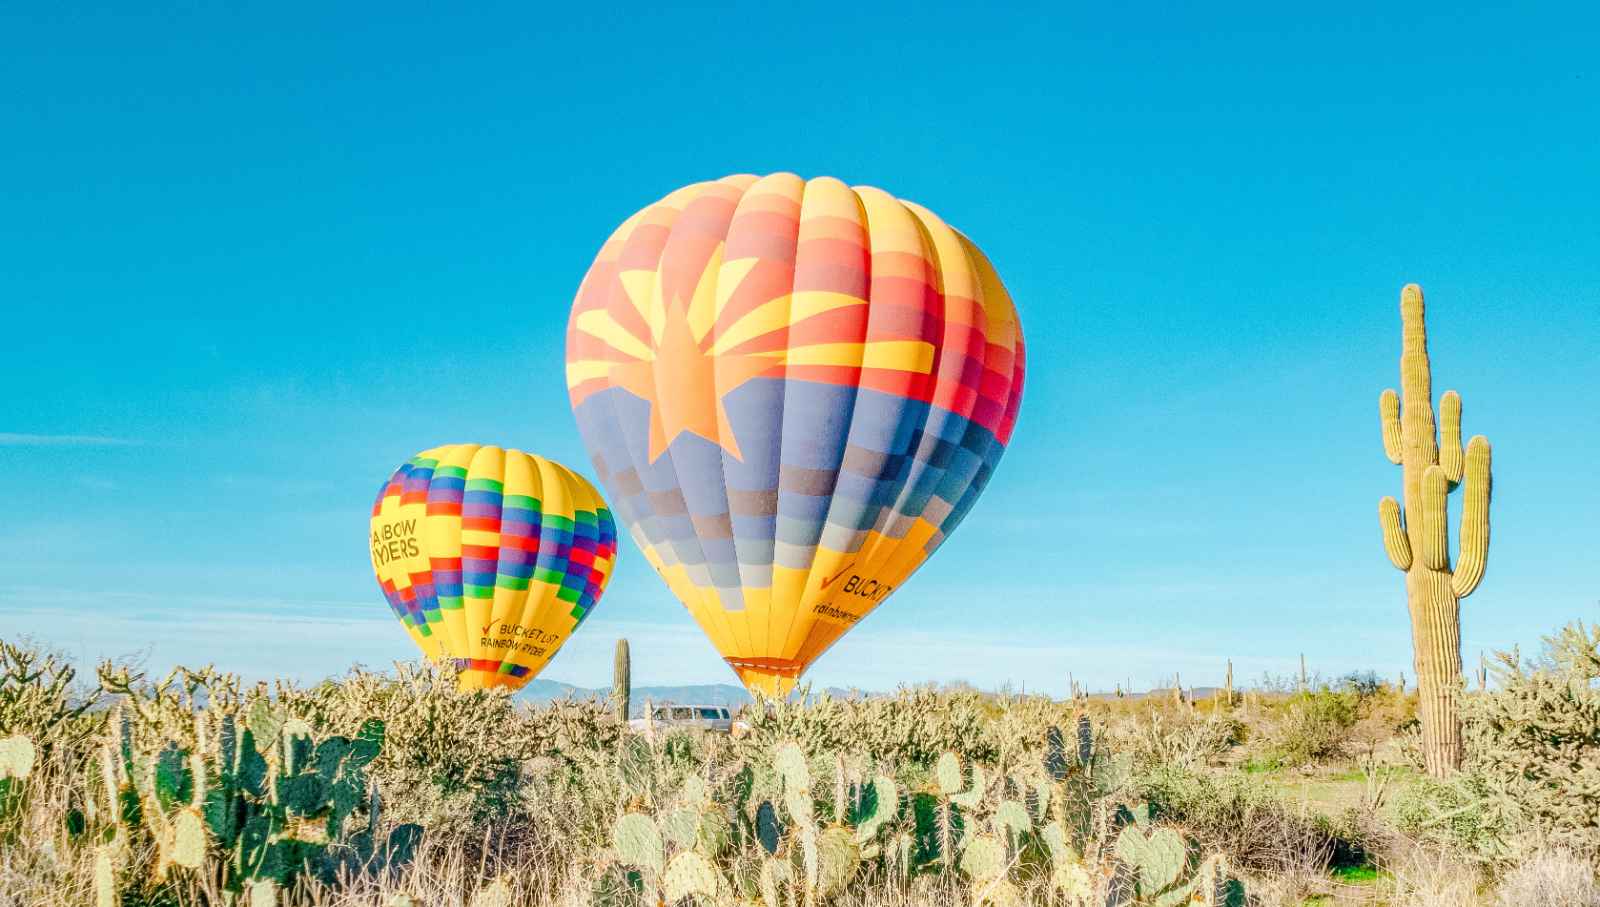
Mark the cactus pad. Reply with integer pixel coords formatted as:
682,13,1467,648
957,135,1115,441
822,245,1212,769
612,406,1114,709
934,752,962,795
973,878,1024,907
756,800,782,854
959,832,1006,882
677,773,707,806
611,812,664,873
245,702,284,754
759,857,791,907
247,880,278,907
467,879,513,907
1115,825,1187,894
94,846,116,907
152,743,192,810
662,851,722,902
950,764,986,809
995,800,1031,838
171,807,207,869
853,775,899,842
0,735,35,780
660,805,698,850
773,741,809,791
694,808,731,857
782,784,813,826
814,826,861,896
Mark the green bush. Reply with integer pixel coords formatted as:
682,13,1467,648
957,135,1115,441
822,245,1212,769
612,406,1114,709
1255,690,1358,768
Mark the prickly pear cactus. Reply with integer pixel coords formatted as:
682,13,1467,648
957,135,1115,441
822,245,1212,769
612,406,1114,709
0,734,36,780
662,851,723,902
959,832,1006,882
612,812,665,874
814,826,861,896
1114,825,1187,894
934,752,963,796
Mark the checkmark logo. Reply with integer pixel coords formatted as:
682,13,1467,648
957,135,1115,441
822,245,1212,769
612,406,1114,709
819,562,856,591
480,620,495,636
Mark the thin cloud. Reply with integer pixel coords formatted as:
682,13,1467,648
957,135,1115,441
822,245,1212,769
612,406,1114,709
0,433,140,447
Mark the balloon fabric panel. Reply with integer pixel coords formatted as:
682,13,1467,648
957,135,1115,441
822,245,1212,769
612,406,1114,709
369,445,618,691
567,174,1024,696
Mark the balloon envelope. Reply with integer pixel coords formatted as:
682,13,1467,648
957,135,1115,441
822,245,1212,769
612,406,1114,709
565,174,1025,695
369,444,618,691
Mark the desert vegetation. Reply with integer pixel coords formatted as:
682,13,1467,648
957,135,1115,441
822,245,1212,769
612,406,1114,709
2,621,1597,907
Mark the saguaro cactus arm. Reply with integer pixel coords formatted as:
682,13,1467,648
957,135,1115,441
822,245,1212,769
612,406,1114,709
1438,391,1464,484
1380,390,1403,464
1419,466,1451,570
1378,497,1411,570
1451,436,1492,598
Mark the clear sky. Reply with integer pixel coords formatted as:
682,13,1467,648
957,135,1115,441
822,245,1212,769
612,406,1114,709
3,3,1597,695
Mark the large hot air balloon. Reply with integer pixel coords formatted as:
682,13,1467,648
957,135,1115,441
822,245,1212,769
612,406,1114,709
369,445,618,691
565,174,1025,695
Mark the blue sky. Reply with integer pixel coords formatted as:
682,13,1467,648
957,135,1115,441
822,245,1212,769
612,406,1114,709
3,3,1597,694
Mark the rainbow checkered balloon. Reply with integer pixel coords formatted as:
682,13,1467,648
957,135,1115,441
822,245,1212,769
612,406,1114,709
369,445,618,691
566,174,1025,695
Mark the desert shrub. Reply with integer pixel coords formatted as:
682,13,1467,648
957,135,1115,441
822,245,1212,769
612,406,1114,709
1386,845,1485,907
1400,620,1600,862
1493,848,1600,907
1109,706,1241,771
288,663,627,827
739,684,1001,765
1253,690,1357,768
1136,764,1346,876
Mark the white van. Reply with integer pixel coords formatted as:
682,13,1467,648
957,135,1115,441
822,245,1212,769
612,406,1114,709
628,704,747,735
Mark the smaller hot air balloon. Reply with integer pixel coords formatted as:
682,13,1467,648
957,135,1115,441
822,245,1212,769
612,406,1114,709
369,444,618,691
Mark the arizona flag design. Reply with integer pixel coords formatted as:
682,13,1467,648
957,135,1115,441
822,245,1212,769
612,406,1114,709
566,174,1024,695
369,445,618,691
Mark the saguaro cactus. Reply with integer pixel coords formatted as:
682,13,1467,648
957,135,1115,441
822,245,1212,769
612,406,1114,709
613,638,631,723
1376,284,1492,776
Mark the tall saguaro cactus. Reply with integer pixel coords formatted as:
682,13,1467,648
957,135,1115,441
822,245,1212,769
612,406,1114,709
1376,284,1493,776
613,638,631,723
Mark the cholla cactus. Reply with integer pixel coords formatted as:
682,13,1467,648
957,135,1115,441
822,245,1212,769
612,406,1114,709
1376,284,1493,776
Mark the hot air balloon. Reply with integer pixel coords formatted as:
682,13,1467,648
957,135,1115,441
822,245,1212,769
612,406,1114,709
565,174,1024,695
369,444,618,691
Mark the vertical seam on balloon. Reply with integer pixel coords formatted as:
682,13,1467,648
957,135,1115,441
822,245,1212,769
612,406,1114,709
779,182,873,674
612,188,737,663
710,183,760,664
885,207,961,540
463,447,499,680
429,444,471,668
854,195,944,581
930,235,1011,547
491,449,526,680
507,451,546,679
650,188,742,663
759,175,803,674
